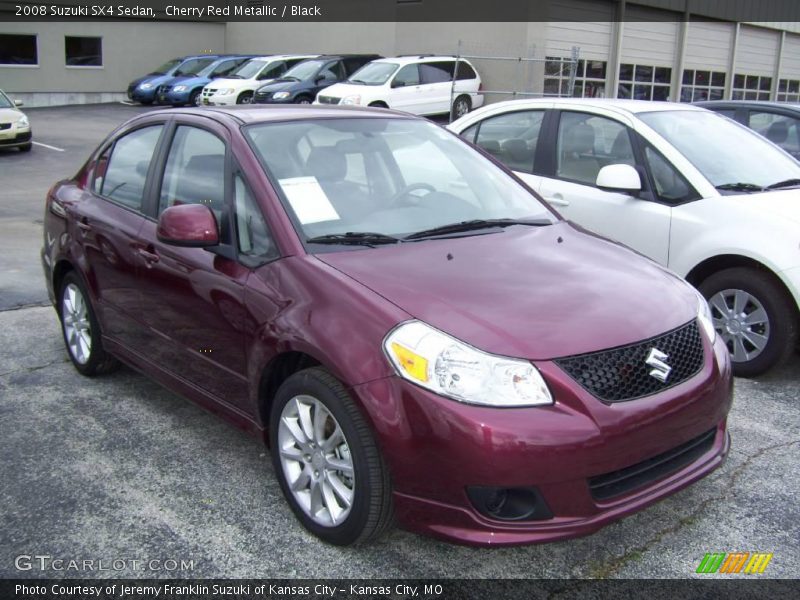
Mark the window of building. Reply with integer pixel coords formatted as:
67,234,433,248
617,63,671,101
0,34,38,66
544,57,607,98
776,78,800,102
680,69,726,102
65,36,102,67
732,74,771,101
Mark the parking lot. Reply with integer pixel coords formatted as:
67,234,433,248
0,104,798,579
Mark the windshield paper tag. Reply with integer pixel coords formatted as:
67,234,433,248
278,176,340,224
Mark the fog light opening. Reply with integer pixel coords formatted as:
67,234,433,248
466,486,553,522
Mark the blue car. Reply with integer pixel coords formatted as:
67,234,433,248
127,55,226,104
155,55,255,106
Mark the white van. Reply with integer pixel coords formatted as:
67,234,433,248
201,55,317,105
315,55,483,118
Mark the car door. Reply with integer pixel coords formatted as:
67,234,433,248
459,108,547,192
72,122,165,350
388,64,423,113
418,61,455,114
538,110,672,265
135,120,253,412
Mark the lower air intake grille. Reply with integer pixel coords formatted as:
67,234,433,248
317,95,340,105
588,428,717,501
554,320,704,403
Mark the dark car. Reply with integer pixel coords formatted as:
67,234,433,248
42,105,732,546
127,55,225,104
155,55,255,106
695,100,800,159
252,55,381,104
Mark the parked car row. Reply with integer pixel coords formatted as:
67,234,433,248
128,53,484,117
0,89,32,152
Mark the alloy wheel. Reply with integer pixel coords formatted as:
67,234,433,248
277,395,355,527
62,283,92,364
708,288,770,362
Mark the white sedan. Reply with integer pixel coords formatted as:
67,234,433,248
450,99,800,377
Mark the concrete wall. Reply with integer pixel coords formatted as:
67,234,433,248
1,21,225,105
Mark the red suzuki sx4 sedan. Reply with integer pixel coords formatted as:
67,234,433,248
41,105,732,546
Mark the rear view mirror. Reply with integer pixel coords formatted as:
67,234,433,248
157,204,219,247
14,99,23,107
596,164,642,194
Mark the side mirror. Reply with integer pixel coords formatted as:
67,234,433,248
157,204,219,247
596,164,642,194
391,79,406,88
14,99,23,107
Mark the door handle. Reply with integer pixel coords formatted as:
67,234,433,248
76,220,92,232
545,195,570,207
137,247,160,265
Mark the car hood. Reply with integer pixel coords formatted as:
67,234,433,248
210,77,264,89
258,79,306,93
736,189,800,225
316,222,697,360
168,75,211,87
137,75,170,88
0,107,24,124
320,82,369,96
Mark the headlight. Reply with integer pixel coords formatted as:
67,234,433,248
140,83,153,90
216,88,234,95
17,115,29,128
340,95,362,105
272,91,290,100
173,85,187,92
384,321,553,407
695,289,716,342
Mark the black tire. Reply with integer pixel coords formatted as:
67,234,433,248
452,95,471,119
699,267,797,377
269,367,393,545
58,272,120,376
237,91,253,105
19,143,32,153
188,89,202,106
295,95,312,105
140,99,153,106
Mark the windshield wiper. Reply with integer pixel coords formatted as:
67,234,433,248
765,178,800,190
281,76,300,82
306,232,402,246
715,182,764,193
403,218,552,241
348,79,366,85
226,74,243,79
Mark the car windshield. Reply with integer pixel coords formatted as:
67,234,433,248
0,91,13,109
347,62,398,85
245,118,556,245
638,110,800,190
282,59,326,81
233,59,269,79
196,59,228,78
174,58,215,77
151,58,182,75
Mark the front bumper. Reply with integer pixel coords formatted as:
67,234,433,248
129,87,156,102
158,89,191,105
0,126,32,148
351,332,732,546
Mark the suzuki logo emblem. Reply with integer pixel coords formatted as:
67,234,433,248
645,348,671,383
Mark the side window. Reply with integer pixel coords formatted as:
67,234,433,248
97,125,163,211
456,62,477,81
393,64,420,87
259,61,286,80
420,61,453,84
319,60,343,82
643,143,699,204
714,108,737,120
159,126,226,228
556,112,634,185
749,111,800,155
343,57,369,75
234,174,278,260
473,110,545,174
211,59,240,78
460,123,479,143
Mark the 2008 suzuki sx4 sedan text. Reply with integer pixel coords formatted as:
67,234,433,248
41,105,732,546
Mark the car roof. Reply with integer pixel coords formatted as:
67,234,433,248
141,104,415,125
696,100,800,110
305,54,382,60
248,54,319,61
374,55,470,65
475,98,707,116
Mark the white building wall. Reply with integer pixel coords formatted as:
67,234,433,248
736,24,780,75
684,20,735,70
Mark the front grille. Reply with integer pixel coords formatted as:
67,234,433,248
317,95,340,105
555,320,704,403
255,91,270,100
588,428,717,501
0,123,11,131
156,85,169,95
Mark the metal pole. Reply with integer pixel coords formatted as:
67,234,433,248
449,39,461,123
567,46,579,97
